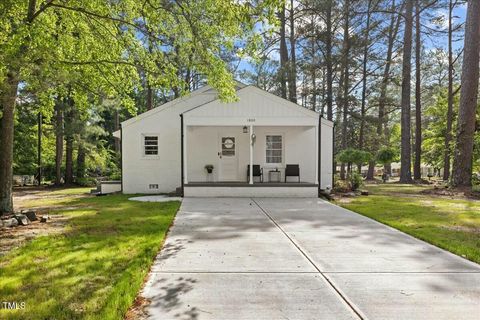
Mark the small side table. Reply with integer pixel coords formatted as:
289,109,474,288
268,170,281,183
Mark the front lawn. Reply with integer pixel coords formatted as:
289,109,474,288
0,189,180,319
338,183,480,264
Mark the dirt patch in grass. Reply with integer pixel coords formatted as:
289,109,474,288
419,187,480,200
0,187,92,257
441,225,480,234
331,195,356,204
0,214,69,257
13,186,91,211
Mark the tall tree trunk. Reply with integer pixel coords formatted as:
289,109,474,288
65,136,74,184
311,63,317,111
64,98,75,185
451,0,480,188
325,0,333,121
37,112,42,185
54,100,64,185
279,4,289,99
378,0,401,141
359,0,372,150
288,0,297,103
340,0,350,180
413,0,422,180
76,142,86,179
366,161,375,180
310,16,317,112
146,83,153,110
443,0,455,181
113,109,121,153
399,0,413,183
0,1,38,213
0,72,20,214
373,0,401,180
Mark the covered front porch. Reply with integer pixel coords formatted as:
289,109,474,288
179,86,329,197
181,122,320,197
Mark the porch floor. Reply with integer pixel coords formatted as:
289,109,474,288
185,182,318,187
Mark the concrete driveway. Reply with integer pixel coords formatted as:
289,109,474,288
143,198,480,320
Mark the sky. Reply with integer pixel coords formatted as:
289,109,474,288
235,1,468,81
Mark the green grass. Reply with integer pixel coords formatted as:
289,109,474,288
19,187,93,209
0,190,180,319
338,183,480,264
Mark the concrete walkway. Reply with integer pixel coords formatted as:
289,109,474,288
143,198,480,320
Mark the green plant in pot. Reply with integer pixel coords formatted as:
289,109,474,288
205,164,214,174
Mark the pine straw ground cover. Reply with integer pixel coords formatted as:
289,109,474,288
338,183,480,264
0,188,179,319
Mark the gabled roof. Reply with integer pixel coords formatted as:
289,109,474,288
120,81,246,128
119,81,333,132
182,85,322,119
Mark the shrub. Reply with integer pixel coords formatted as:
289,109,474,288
334,178,351,193
108,172,122,181
336,148,372,173
349,172,363,191
376,147,398,165
472,173,480,186
76,177,97,187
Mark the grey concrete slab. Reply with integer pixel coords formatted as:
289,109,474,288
144,197,480,319
171,213,277,233
143,273,358,320
324,272,480,320
256,198,480,273
288,231,480,273
172,200,277,233
179,197,262,214
254,198,387,232
153,197,314,272
151,231,316,272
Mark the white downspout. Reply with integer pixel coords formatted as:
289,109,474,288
315,124,319,185
184,123,188,184
249,125,254,185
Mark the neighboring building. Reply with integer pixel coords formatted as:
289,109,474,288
358,162,444,179
114,82,334,197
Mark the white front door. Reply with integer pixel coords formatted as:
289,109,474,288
218,135,238,181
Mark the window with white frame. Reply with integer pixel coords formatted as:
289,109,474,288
266,135,282,164
143,135,159,156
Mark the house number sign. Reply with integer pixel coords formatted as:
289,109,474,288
247,118,256,122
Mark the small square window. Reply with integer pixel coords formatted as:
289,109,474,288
143,136,158,156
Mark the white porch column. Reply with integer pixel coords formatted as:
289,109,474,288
249,124,254,184
315,124,319,185
184,123,188,184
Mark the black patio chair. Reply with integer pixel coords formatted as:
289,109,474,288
285,164,300,182
247,165,263,182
